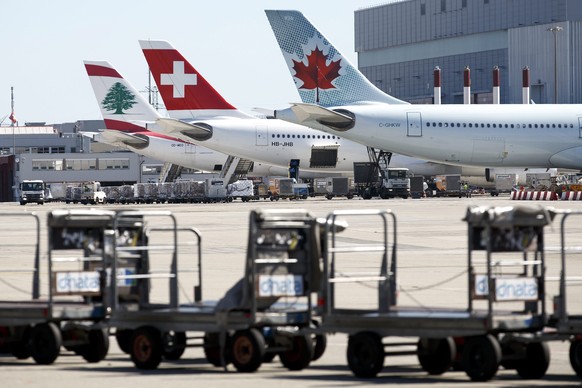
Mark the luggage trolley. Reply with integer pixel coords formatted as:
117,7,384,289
0,209,119,365
107,209,324,373
547,209,582,378
320,206,553,381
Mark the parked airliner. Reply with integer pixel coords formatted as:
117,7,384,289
267,10,582,171
138,40,483,178
84,60,322,178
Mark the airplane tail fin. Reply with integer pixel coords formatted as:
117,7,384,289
265,10,408,106
139,40,252,120
84,60,161,132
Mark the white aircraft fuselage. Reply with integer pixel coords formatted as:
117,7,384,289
159,115,485,178
280,103,582,170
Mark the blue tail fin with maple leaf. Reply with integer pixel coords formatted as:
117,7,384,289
265,10,407,106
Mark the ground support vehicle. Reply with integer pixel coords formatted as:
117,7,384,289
19,180,46,205
317,206,553,381
313,177,354,200
107,209,326,372
0,210,123,364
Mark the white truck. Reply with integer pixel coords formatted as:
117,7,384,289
79,181,107,205
19,180,46,205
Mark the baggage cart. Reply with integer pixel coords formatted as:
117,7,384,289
106,209,326,372
318,206,554,381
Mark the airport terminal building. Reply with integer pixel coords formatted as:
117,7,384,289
355,0,582,104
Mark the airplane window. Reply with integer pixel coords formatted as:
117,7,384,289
468,123,472,128
292,135,295,138
438,123,442,127
534,124,538,128
552,124,556,128
317,135,321,138
463,123,467,127
302,135,306,138
426,122,430,127
272,134,275,138
277,134,280,138
546,124,550,128
510,124,513,128
570,124,574,128
528,124,532,128
444,123,448,127
540,124,544,128
287,134,291,138
492,124,496,128
487,124,491,128
481,124,485,128
558,124,561,128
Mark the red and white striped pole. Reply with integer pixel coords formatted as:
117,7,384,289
492,66,500,104
522,66,530,104
433,66,441,104
463,66,471,104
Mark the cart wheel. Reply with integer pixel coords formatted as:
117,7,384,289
461,335,501,382
346,331,384,378
263,351,277,363
130,327,163,370
163,331,186,360
229,329,265,373
11,326,31,360
30,322,62,365
569,339,582,377
312,333,327,361
279,333,314,371
80,328,109,363
115,329,133,354
417,337,456,375
203,332,226,367
515,342,550,379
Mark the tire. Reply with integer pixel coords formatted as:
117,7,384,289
569,339,582,378
515,342,550,379
11,328,31,360
347,331,384,378
229,329,265,373
312,333,327,361
263,352,277,363
163,331,186,360
417,337,456,375
203,332,224,367
462,335,501,382
30,322,62,365
130,327,163,370
279,334,314,371
79,328,109,363
115,329,133,354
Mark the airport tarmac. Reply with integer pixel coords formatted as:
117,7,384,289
2,195,582,387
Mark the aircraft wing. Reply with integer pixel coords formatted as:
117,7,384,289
156,118,212,140
286,103,354,129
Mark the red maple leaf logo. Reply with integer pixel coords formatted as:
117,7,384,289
292,47,341,90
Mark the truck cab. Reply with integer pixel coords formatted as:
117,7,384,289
19,180,46,205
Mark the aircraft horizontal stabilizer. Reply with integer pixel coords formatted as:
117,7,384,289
276,103,354,131
156,118,213,141
100,129,149,149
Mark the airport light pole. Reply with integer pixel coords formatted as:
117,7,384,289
548,26,563,104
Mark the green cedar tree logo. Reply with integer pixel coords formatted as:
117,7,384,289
102,82,137,114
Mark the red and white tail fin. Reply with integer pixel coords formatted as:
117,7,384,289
139,40,252,120
84,60,161,132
